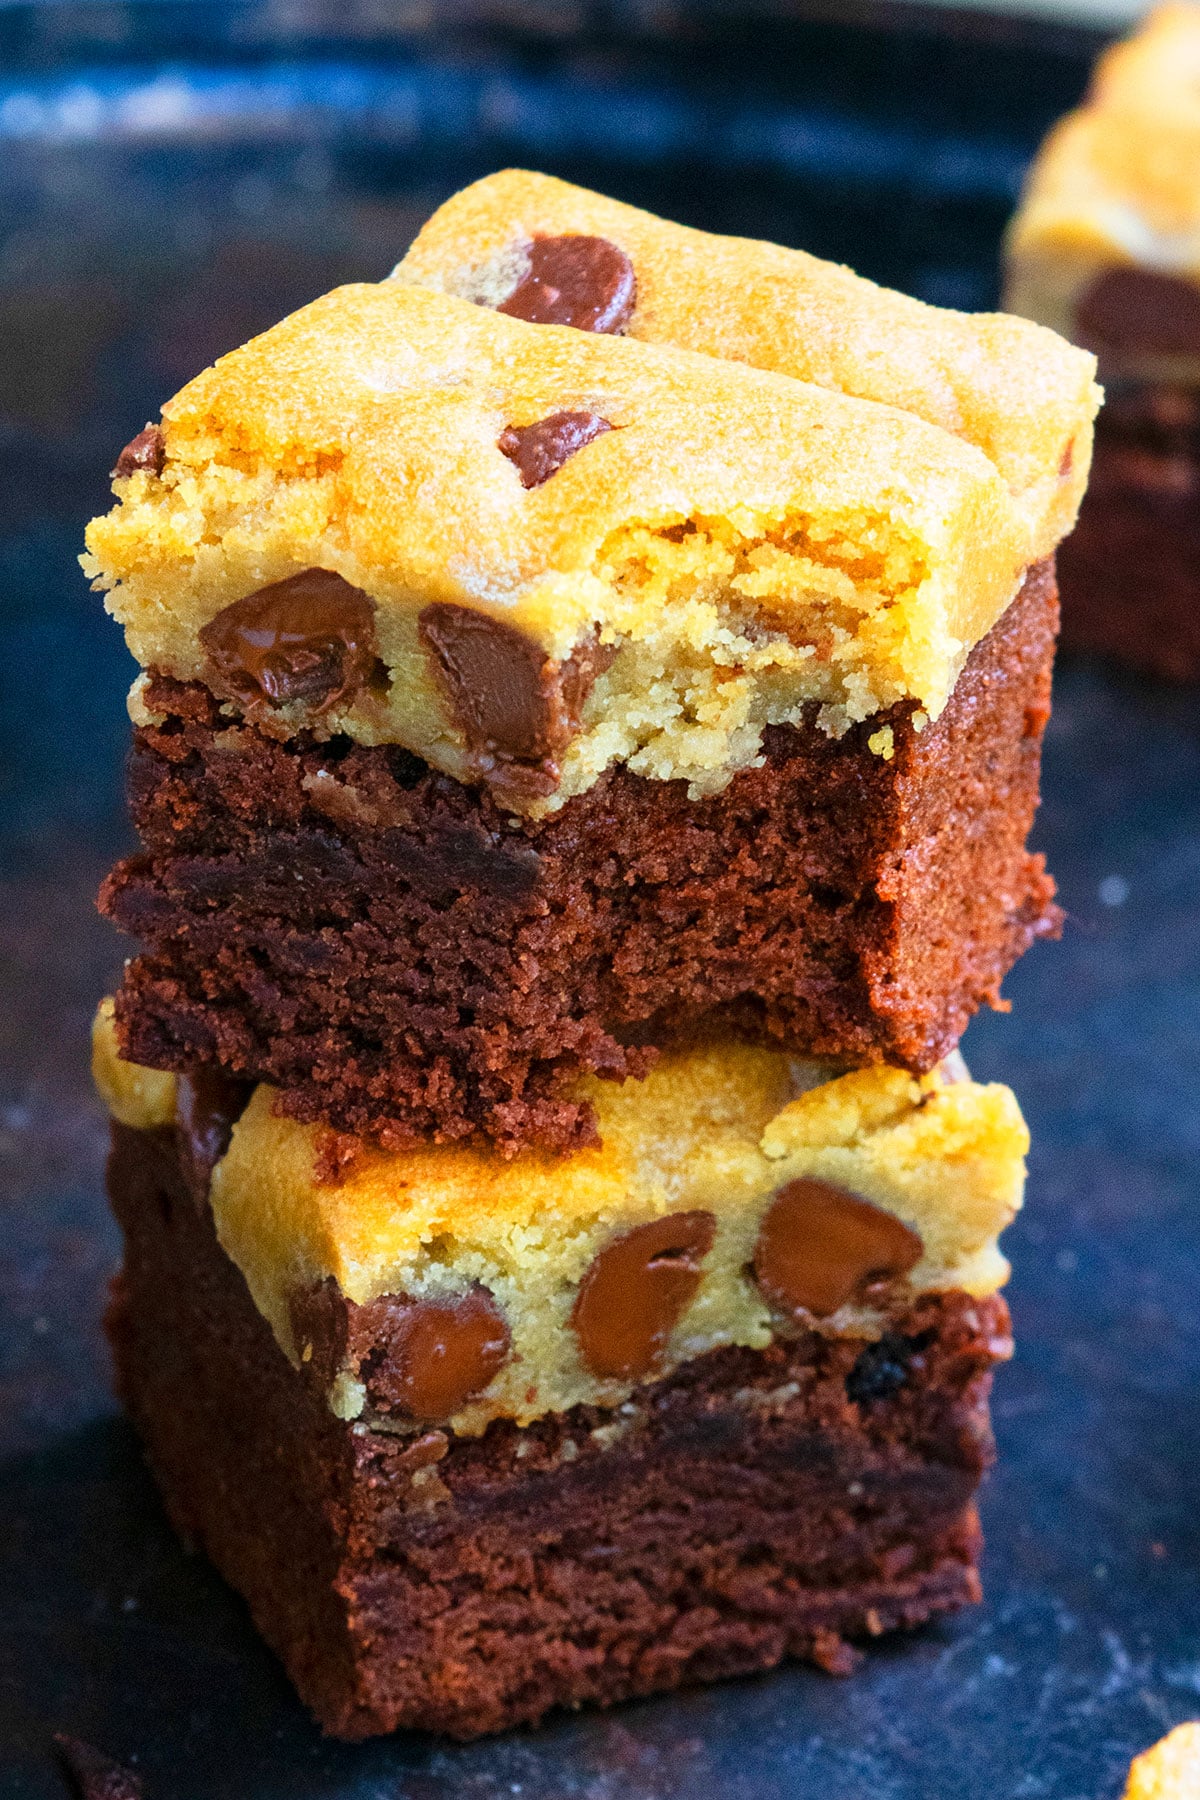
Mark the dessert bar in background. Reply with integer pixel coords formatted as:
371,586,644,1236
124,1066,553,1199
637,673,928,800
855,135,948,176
1006,3,1200,682
94,1004,1025,1741
85,212,1096,1153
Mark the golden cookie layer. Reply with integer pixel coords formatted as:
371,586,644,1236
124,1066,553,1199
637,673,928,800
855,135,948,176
1005,5,1200,378
395,167,1097,566
94,1004,1025,1437
89,276,1039,812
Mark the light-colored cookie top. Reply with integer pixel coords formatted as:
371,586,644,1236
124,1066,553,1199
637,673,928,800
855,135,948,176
1124,1723,1200,1800
1005,5,1200,380
94,1002,1025,1438
395,168,1097,568
88,258,1049,814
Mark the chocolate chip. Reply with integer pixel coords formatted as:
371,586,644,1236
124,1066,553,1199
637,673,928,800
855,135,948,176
1076,268,1200,360
571,1212,716,1382
111,424,165,480
419,604,613,801
753,1179,923,1321
499,411,613,488
54,1735,144,1800
357,1286,510,1419
498,235,636,334
175,1066,253,1199
199,569,378,717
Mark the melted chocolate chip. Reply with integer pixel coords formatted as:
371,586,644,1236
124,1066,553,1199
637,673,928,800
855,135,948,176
111,424,165,480
571,1212,716,1382
419,604,613,800
1076,268,1200,360
499,411,613,488
753,1179,923,1320
498,235,636,334
174,1066,252,1199
199,569,378,716
54,1736,144,1800
357,1286,510,1419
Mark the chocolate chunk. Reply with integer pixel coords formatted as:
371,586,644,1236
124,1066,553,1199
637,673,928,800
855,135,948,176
499,411,613,488
498,235,636,334
175,1066,252,1199
753,1179,923,1321
571,1212,716,1381
1076,268,1200,360
357,1286,510,1419
419,604,613,800
199,569,378,716
111,424,165,480
54,1735,144,1800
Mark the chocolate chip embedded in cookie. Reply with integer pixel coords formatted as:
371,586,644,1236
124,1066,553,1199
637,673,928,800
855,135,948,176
419,603,612,800
111,423,165,480
498,234,635,333
199,569,378,717
571,1211,716,1380
356,1287,511,1419
499,410,613,488
754,1179,923,1319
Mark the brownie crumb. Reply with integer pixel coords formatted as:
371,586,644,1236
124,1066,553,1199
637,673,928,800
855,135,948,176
54,1735,144,1800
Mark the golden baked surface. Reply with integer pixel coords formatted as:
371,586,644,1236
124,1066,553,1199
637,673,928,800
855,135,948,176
1124,1724,1200,1800
396,167,1097,567
1005,4,1200,377
87,258,1054,811
94,1005,1026,1436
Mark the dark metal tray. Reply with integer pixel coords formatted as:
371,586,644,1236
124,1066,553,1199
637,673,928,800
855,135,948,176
3,8,1199,1795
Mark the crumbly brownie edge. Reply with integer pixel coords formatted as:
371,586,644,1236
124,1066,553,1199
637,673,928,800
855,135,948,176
1057,388,1200,682
106,1121,1010,1740
100,561,1059,1153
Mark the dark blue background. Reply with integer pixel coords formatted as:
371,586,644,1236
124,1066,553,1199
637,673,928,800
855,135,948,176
2,7,1198,1795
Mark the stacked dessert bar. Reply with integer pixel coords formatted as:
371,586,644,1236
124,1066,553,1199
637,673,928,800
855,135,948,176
1006,3,1200,681
85,173,1098,1739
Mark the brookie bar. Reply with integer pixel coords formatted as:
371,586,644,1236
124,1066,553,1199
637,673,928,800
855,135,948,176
85,210,1091,1150
1005,4,1200,681
94,1003,1024,1739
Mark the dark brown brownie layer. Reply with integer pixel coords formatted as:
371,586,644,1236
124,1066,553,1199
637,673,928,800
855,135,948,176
1058,385,1200,682
106,1120,1010,1741
101,560,1059,1153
